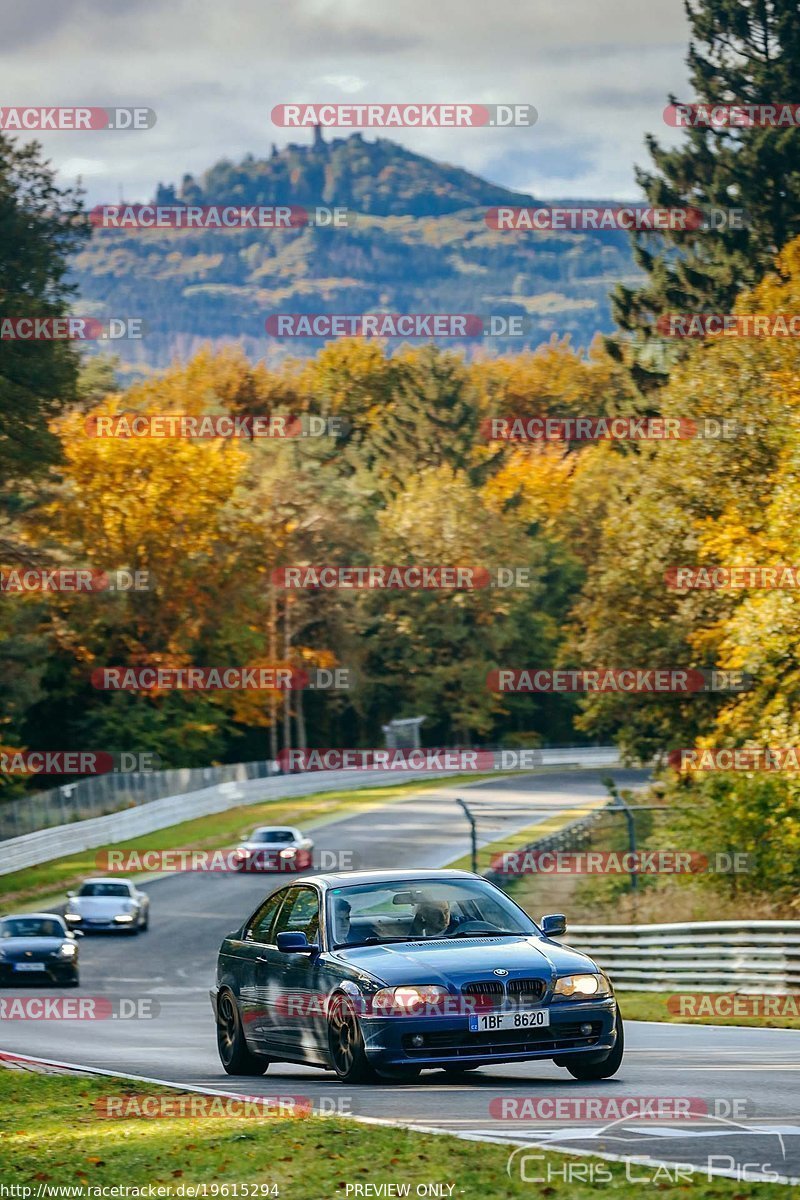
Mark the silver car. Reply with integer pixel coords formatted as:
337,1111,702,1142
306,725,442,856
232,826,314,873
64,878,150,934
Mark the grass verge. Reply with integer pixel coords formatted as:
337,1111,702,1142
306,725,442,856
0,1068,784,1198
618,991,800,1030
0,774,492,913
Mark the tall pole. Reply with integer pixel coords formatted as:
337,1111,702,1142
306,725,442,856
456,798,478,874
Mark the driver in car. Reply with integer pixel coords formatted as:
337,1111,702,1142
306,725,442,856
332,897,352,944
409,899,459,937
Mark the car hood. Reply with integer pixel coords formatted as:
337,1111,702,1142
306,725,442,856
332,935,597,987
69,897,133,915
1,937,65,954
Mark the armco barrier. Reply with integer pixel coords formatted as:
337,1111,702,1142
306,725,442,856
0,746,620,875
564,920,800,993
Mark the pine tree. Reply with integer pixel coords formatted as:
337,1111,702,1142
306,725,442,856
0,134,89,489
611,0,800,387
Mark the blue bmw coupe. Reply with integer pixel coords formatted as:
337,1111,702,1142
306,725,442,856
211,869,622,1083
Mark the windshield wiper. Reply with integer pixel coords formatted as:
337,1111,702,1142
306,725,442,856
334,936,417,949
447,930,524,938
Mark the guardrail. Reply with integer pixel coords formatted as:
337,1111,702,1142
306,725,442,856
0,746,621,876
483,807,605,885
564,921,800,992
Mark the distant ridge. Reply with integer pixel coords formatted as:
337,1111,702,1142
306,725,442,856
156,129,535,218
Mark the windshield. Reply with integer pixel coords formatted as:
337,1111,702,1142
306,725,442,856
1,917,64,938
328,878,537,947
251,830,295,843
78,882,131,897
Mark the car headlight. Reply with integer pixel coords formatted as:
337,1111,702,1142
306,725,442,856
57,942,78,958
372,985,450,1015
552,972,612,999
64,911,81,921
113,913,135,923
279,848,296,858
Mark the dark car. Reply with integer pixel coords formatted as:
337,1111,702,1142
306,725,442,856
210,869,623,1084
0,913,81,986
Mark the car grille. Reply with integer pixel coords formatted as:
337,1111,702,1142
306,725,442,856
460,977,547,1010
461,980,504,1010
507,978,546,1005
402,1021,603,1058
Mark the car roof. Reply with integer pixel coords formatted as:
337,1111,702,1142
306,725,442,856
79,877,133,884
307,868,478,889
251,826,298,834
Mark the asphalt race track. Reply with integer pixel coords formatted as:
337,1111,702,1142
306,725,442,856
3,768,800,1184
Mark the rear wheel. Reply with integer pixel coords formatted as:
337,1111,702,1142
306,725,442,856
327,994,376,1084
565,1011,624,1081
216,989,270,1076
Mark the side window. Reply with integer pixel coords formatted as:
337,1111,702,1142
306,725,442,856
273,887,320,945
247,890,285,944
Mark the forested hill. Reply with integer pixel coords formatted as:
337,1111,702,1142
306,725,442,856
71,132,641,372
166,130,535,217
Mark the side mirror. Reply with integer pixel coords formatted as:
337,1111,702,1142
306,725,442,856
66,891,75,898
71,930,84,939
276,931,314,953
541,913,567,938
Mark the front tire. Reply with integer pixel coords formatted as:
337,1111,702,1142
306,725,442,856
216,989,270,1076
565,1011,624,1081
327,994,376,1084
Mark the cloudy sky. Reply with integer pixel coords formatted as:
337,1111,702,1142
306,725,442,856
3,0,693,204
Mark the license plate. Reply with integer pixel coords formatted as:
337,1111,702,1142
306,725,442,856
14,962,46,972
468,1008,550,1032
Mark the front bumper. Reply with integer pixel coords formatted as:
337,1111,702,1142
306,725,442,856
359,998,617,1068
65,915,136,931
0,961,78,984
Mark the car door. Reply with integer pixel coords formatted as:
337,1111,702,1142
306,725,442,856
236,888,287,1052
264,885,327,1060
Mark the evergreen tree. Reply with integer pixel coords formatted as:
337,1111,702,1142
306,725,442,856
0,134,89,491
611,0,800,388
